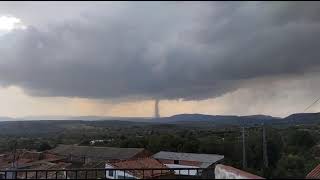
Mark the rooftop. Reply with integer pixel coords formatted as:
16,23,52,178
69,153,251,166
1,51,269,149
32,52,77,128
306,164,320,179
16,162,71,179
0,150,65,170
152,151,224,168
48,144,146,161
107,158,171,179
215,164,264,179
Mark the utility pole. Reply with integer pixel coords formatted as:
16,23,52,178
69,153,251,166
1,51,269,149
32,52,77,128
11,141,17,168
262,124,269,168
242,126,247,169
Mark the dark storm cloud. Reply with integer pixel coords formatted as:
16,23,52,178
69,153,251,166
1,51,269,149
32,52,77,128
0,1,320,100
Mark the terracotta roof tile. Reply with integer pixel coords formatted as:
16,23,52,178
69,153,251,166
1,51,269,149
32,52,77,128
216,164,264,179
307,164,320,179
49,144,145,160
16,162,72,179
0,158,34,169
108,158,171,179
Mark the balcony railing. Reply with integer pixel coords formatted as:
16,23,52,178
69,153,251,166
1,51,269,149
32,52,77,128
0,167,215,179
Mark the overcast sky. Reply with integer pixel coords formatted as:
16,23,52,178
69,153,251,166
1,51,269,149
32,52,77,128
0,1,320,118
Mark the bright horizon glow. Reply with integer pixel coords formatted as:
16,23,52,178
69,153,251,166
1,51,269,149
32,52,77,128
0,15,26,32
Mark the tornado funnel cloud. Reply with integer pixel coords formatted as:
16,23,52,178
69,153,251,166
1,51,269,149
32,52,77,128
155,99,160,118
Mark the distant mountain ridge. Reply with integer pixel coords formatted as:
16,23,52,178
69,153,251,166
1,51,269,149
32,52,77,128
152,112,320,126
0,112,319,136
283,112,320,124
0,112,319,126
18,115,151,121
154,113,281,126
0,116,15,121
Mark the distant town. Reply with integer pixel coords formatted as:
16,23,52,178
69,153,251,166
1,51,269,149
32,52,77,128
0,144,259,179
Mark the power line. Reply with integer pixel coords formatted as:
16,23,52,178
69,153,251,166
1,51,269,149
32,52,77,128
304,96,320,112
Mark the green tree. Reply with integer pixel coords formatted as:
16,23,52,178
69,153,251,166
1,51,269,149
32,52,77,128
273,154,306,178
287,130,315,149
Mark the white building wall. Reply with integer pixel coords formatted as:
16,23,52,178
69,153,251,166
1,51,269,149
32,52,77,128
165,164,199,176
105,163,138,179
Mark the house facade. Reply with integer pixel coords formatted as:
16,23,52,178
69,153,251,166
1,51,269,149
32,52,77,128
105,163,136,179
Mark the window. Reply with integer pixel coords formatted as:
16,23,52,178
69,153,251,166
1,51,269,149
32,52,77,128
174,160,179,164
108,170,114,177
